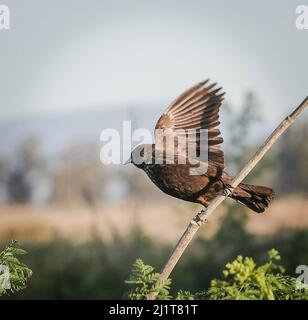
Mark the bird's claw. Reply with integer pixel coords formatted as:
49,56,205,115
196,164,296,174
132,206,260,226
191,219,202,226
222,183,234,196
191,210,206,226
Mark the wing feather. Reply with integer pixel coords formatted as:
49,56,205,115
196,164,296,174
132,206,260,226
155,80,225,167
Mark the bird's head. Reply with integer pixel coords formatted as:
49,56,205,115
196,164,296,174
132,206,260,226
125,144,154,168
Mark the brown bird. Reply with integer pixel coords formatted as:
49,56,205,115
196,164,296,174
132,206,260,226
127,80,274,213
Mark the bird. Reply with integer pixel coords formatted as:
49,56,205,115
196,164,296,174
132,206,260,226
126,80,274,213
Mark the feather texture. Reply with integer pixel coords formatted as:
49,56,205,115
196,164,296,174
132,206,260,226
155,80,225,166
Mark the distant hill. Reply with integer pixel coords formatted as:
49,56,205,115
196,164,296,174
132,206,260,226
0,104,163,159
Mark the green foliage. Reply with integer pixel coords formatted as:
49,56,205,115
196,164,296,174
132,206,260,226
0,240,32,297
125,258,171,300
206,249,308,300
126,249,308,300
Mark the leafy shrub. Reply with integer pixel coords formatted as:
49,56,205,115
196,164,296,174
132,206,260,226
0,240,32,297
125,249,308,300
125,259,171,300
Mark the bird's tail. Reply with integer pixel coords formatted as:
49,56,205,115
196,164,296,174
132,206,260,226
231,183,275,213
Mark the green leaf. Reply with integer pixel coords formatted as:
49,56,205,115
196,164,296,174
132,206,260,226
0,240,32,297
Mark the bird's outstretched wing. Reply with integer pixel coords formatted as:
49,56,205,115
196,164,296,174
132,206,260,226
155,80,225,167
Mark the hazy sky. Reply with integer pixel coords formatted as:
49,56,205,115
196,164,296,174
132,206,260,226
0,0,307,123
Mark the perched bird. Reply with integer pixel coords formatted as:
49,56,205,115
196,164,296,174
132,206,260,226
127,80,274,213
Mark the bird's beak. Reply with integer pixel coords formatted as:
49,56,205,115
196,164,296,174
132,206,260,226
124,157,132,165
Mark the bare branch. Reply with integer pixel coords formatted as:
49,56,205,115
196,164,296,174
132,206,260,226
148,96,308,300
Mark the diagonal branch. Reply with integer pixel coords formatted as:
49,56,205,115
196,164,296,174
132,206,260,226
148,96,308,300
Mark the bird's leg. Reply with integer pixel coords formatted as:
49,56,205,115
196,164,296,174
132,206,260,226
191,198,209,226
224,184,234,195
219,178,235,196
190,210,205,226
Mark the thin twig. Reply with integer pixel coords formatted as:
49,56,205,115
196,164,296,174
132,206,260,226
148,96,308,300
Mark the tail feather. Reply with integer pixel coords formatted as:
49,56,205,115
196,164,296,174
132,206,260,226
231,183,274,213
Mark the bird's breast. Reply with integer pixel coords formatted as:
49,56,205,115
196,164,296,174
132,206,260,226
142,164,211,201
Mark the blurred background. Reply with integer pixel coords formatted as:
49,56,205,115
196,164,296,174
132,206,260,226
0,0,307,299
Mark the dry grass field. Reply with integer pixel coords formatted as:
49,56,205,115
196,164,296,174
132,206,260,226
0,195,307,245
